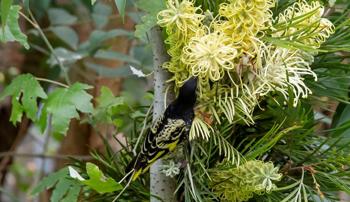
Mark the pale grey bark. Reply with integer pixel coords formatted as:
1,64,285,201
150,26,177,202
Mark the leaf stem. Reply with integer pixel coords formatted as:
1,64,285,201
36,77,69,88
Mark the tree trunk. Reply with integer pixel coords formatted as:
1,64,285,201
150,26,177,202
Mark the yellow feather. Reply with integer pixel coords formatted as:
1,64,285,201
132,169,143,181
168,139,179,151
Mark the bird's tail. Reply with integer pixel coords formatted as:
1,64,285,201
125,155,143,181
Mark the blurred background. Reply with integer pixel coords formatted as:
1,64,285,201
0,0,154,201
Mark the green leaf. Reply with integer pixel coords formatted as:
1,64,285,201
114,0,126,22
50,26,79,50
78,29,133,54
22,0,30,10
1,0,13,30
50,177,71,202
31,168,68,196
70,163,122,194
31,167,81,202
134,0,166,42
60,184,80,202
84,62,132,77
39,83,93,134
94,49,141,65
48,8,77,26
0,74,47,124
47,47,83,66
92,2,112,29
0,5,29,49
91,0,96,5
93,86,125,124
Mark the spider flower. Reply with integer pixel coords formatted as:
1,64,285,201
217,0,275,53
181,32,238,81
157,0,204,36
272,0,334,48
210,160,282,202
255,46,317,106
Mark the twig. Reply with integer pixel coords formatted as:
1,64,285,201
36,77,69,88
0,152,93,160
19,10,72,85
132,104,153,156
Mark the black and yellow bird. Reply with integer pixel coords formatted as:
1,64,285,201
126,77,198,181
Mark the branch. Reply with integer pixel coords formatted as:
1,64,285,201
149,26,176,202
0,151,93,160
0,118,29,182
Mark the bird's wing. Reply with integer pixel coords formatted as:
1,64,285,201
150,114,164,133
155,118,186,149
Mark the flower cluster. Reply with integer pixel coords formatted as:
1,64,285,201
217,0,275,54
157,0,334,132
182,32,238,81
272,0,334,48
210,160,282,202
255,46,317,106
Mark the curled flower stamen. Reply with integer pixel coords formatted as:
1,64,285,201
182,32,238,81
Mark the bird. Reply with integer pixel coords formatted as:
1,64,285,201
125,77,198,181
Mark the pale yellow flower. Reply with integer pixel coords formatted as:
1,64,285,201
272,0,335,48
210,160,282,202
255,46,317,106
157,0,204,35
182,32,238,81
217,0,275,54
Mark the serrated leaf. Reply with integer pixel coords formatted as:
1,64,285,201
114,0,126,22
0,5,29,49
93,86,125,123
50,178,71,202
84,62,131,77
50,26,79,50
48,8,77,26
31,168,68,196
0,74,47,124
31,167,81,202
92,2,112,29
60,184,80,202
39,83,93,134
1,0,13,31
94,49,140,65
79,29,133,54
70,163,122,194
134,0,166,42
47,47,83,66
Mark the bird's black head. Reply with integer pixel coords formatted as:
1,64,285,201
177,77,198,106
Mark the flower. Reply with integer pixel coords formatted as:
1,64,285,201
157,0,204,36
272,0,335,48
160,160,181,177
255,46,317,106
182,32,238,81
210,160,282,202
217,0,276,54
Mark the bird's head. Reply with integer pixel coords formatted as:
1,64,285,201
177,77,198,106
